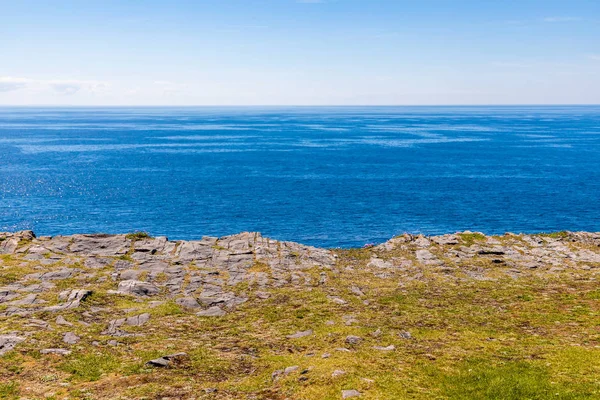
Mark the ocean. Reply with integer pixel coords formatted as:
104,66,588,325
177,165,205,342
1,106,599,248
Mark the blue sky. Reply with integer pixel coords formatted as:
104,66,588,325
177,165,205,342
1,0,599,105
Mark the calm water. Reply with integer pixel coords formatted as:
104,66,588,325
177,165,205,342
1,106,599,248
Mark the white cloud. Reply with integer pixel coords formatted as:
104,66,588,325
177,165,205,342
0,77,108,95
588,54,600,61
0,77,32,92
543,17,582,23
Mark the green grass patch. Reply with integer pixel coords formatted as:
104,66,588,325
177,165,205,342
438,358,596,399
459,232,487,245
59,351,122,382
0,381,19,399
125,231,152,241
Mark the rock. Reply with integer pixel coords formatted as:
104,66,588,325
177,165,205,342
371,329,382,338
56,315,73,326
0,335,25,355
329,296,347,305
106,313,151,334
271,369,284,380
26,318,51,329
196,306,226,317
117,280,159,296
332,369,346,378
342,389,361,398
345,335,362,345
146,352,187,367
69,234,130,256
287,329,313,339
373,345,395,351
40,348,71,356
175,296,200,309
322,353,331,358
335,347,351,352
63,332,80,345
256,291,271,299
350,286,365,296
399,331,412,340
284,366,299,374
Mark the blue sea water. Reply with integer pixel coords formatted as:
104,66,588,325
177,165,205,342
0,106,599,248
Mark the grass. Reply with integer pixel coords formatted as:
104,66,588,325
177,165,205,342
1,232,599,399
458,232,487,245
59,351,122,382
539,231,570,239
0,381,19,399
125,231,152,241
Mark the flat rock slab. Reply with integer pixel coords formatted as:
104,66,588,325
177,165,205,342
287,330,313,339
342,389,361,398
0,335,25,356
118,280,159,296
40,348,71,356
196,306,226,317
146,352,188,368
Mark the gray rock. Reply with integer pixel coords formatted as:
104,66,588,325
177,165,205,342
287,329,313,339
26,319,51,329
117,280,159,296
69,234,130,256
0,334,25,355
373,345,395,351
40,348,71,356
284,366,299,374
399,331,412,340
332,369,346,378
56,315,73,326
146,352,187,367
342,389,361,398
175,296,200,309
105,313,151,334
63,332,80,344
196,306,226,317
345,335,362,345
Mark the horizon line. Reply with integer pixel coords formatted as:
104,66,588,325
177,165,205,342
1,104,600,108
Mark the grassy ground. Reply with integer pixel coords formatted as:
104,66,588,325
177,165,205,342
1,237,599,399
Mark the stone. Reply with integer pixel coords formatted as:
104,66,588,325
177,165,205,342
332,369,346,378
284,366,299,374
69,234,130,256
329,296,348,305
373,345,395,351
40,348,71,356
26,319,51,329
146,352,187,367
196,306,226,317
287,329,313,339
399,331,412,340
0,335,25,355
63,332,80,345
56,315,73,326
350,286,365,296
342,389,361,398
117,280,159,296
345,335,362,345
106,313,151,334
175,296,200,309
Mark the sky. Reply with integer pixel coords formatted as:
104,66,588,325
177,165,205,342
0,0,599,105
